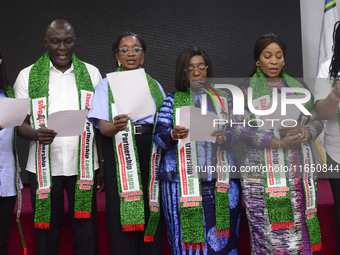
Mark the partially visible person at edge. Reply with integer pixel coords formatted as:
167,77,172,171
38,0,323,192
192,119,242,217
0,53,24,255
88,31,165,255
153,47,241,255
315,21,340,255
231,34,323,254
14,19,104,255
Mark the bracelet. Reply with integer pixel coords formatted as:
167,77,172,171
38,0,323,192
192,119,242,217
330,89,340,101
100,159,104,163
278,139,281,149
170,130,178,140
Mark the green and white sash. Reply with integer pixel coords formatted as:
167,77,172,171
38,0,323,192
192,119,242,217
173,85,231,251
5,87,27,254
28,52,96,228
108,66,164,242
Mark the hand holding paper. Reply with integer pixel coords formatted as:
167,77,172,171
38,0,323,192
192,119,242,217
47,110,88,137
176,106,219,143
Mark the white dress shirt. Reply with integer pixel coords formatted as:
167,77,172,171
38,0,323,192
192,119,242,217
14,61,102,176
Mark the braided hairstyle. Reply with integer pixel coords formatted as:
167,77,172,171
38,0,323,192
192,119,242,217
329,21,340,87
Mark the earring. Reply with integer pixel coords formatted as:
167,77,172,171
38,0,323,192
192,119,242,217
256,61,260,67
141,59,144,66
117,60,121,67
0,59,2,65
283,62,285,66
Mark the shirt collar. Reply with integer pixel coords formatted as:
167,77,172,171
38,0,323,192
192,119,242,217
49,61,74,74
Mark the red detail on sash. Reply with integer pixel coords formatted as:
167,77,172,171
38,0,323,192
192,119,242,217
180,147,188,195
204,83,223,107
150,153,156,200
35,222,50,229
271,222,294,230
144,235,154,242
215,229,230,238
183,243,205,251
122,224,144,232
24,247,27,255
81,130,86,178
74,211,91,218
311,242,322,252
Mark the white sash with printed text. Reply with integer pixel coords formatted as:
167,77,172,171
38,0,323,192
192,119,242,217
32,98,51,198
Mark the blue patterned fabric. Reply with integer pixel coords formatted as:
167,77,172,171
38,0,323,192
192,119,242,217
154,90,241,254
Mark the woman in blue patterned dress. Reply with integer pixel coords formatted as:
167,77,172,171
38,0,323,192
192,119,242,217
232,34,323,254
154,47,241,255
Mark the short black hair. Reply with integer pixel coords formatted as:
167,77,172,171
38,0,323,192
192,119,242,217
111,31,146,67
0,52,9,90
175,47,213,92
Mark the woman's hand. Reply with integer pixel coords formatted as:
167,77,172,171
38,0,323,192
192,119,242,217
211,128,226,144
279,125,311,146
170,125,189,144
280,127,309,148
98,114,131,137
113,114,131,133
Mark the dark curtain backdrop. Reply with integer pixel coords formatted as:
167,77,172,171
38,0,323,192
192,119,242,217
0,0,302,183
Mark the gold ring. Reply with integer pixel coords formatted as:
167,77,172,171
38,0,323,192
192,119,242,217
287,132,290,136
178,134,180,139
219,136,222,139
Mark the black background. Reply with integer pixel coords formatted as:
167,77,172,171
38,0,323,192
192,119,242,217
0,0,302,183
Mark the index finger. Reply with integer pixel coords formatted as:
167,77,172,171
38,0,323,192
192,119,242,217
38,127,56,134
114,114,129,120
174,125,188,131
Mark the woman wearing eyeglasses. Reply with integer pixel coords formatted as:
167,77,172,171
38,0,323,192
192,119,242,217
88,31,165,255
153,47,241,255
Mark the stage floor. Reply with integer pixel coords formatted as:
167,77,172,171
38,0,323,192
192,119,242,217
8,179,335,254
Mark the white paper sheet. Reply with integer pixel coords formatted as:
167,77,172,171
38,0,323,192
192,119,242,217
107,69,155,119
47,110,88,137
0,97,30,128
258,95,307,130
178,106,218,143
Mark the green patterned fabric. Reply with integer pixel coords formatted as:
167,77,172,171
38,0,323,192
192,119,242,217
173,87,204,245
197,86,231,237
173,85,231,246
250,67,321,247
5,87,27,253
72,55,96,218
108,66,163,241
28,52,95,228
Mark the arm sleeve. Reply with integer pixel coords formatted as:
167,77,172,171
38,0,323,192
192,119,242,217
88,78,110,128
304,106,325,142
231,109,274,148
153,93,177,150
14,67,31,114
